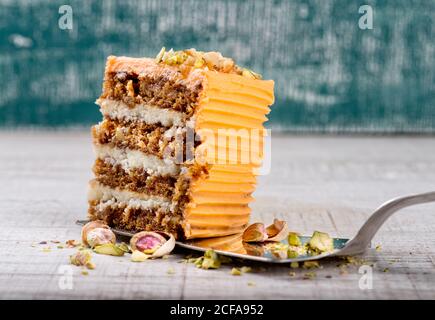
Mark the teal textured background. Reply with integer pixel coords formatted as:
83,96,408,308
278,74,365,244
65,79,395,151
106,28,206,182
0,0,434,132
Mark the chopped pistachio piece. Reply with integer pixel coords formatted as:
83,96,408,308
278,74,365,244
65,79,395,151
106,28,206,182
194,250,222,269
241,266,252,273
247,281,256,287
289,271,296,277
70,250,93,269
290,261,299,269
287,249,299,259
308,231,334,254
167,267,175,275
201,250,221,269
287,232,302,246
155,47,166,63
93,243,125,256
242,68,262,79
303,261,320,269
303,272,316,280
231,268,242,276
117,242,130,253
131,250,149,262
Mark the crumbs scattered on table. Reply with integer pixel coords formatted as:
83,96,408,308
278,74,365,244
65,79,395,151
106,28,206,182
302,261,320,269
231,268,242,276
303,272,316,280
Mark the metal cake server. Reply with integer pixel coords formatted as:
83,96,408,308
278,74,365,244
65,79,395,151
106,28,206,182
77,191,435,263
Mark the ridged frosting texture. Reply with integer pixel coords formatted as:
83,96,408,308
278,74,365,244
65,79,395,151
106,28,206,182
183,71,274,239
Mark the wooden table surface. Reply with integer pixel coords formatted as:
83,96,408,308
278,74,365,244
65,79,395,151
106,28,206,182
1,131,434,300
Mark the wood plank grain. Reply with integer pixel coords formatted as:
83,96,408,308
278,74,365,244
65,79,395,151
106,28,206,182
0,131,434,299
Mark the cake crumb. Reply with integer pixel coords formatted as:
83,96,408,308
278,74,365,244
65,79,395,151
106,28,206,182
303,272,316,280
231,268,242,276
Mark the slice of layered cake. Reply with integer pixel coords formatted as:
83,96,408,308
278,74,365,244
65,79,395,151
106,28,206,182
88,48,274,239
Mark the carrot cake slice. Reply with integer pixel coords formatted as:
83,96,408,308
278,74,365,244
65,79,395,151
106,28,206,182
88,48,274,239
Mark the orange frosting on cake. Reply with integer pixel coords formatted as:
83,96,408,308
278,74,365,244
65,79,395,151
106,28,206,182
183,71,274,238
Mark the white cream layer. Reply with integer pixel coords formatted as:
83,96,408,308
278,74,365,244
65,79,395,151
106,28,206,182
97,98,185,127
94,144,180,176
88,181,172,212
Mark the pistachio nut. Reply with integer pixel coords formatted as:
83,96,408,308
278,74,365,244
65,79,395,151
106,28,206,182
86,228,116,248
81,220,115,248
130,231,175,258
242,223,268,243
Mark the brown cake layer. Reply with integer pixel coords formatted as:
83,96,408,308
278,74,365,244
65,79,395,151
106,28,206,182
101,57,205,117
92,118,179,158
93,159,176,198
93,118,199,162
88,200,184,239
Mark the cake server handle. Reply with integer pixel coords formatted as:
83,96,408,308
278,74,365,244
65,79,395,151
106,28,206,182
333,191,435,256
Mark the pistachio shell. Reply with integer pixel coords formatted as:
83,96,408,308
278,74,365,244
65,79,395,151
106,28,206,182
93,243,125,256
242,242,265,256
266,219,288,242
86,228,116,248
130,231,175,258
150,232,175,258
242,223,268,243
81,220,112,247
